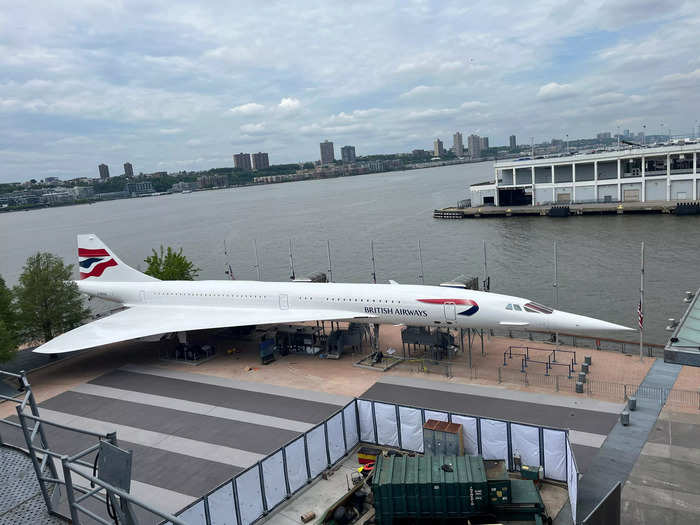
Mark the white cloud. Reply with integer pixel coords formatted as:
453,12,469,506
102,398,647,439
160,128,183,135
278,97,301,111
229,102,265,115
537,82,577,101
240,122,265,133
400,85,438,98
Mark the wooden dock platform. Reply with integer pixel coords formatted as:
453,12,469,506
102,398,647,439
434,200,700,219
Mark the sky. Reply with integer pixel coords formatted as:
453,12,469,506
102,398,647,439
1,0,699,182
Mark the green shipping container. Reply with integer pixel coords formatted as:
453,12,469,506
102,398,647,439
372,455,488,525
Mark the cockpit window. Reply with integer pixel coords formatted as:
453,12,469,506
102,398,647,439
505,304,513,310
512,304,522,311
524,302,553,314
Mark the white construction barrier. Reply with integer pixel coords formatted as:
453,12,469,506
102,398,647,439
284,436,308,494
235,467,264,525
511,423,540,468
326,412,345,464
357,399,375,443
451,415,478,455
543,428,567,482
480,419,508,460
567,437,578,523
206,481,237,525
423,410,448,422
374,402,399,447
343,402,359,451
261,451,286,510
306,425,327,478
398,406,423,452
178,500,207,524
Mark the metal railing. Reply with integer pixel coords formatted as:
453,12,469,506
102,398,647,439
397,361,700,408
0,368,187,525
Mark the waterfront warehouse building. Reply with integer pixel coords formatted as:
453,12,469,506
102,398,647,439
470,142,700,207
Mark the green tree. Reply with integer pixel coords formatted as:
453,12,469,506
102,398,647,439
144,246,200,280
14,253,90,343
0,275,17,361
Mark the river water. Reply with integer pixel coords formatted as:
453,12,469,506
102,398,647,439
1,162,698,344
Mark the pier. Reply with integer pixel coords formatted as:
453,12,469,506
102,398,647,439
434,199,700,219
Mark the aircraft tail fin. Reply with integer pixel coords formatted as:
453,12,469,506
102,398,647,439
77,234,159,282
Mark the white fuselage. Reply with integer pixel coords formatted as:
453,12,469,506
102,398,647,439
77,279,629,334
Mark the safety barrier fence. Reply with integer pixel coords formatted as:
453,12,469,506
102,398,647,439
172,396,581,525
397,360,700,408
169,399,360,525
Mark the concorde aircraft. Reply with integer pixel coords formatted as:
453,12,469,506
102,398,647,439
34,235,632,354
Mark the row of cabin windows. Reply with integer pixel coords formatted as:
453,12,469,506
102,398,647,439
152,291,400,304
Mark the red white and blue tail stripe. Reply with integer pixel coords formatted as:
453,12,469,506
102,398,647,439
418,298,479,316
79,248,117,279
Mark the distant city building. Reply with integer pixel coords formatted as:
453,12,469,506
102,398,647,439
467,134,482,159
341,145,356,163
453,132,464,157
623,129,631,137
98,164,110,179
125,181,154,196
147,171,168,178
412,149,430,157
509,135,517,150
433,138,445,157
41,191,73,204
479,136,489,150
251,152,270,170
171,181,197,192
597,132,612,140
233,153,252,171
124,162,134,177
320,140,335,164
197,174,228,188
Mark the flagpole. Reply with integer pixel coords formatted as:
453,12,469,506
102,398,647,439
639,241,644,362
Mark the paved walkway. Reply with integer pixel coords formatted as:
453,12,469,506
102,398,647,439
555,359,682,524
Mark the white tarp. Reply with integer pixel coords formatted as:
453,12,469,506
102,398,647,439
567,437,578,523
284,437,308,493
358,399,375,443
262,451,286,510
343,402,359,450
207,481,238,525
424,410,448,423
374,402,399,447
178,500,207,524
450,415,478,455
306,425,328,478
511,423,540,468
326,413,345,465
235,467,264,525
543,429,567,482
480,419,508,460
398,406,423,452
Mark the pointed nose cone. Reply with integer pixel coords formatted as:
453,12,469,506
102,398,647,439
553,311,635,334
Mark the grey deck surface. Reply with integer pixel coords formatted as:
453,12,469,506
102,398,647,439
1,365,344,524
91,369,341,423
361,381,619,435
38,390,299,454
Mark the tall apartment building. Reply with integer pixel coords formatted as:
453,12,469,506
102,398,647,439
320,140,335,164
341,145,356,163
467,134,481,159
509,135,517,150
98,164,110,179
453,132,464,156
233,153,252,171
252,152,270,170
433,138,445,157
123,162,134,177
480,136,489,150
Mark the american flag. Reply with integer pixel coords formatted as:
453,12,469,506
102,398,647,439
638,300,644,331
